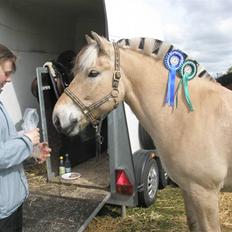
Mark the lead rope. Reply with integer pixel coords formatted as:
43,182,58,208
95,119,104,161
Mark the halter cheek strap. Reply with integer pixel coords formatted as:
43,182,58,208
64,42,121,127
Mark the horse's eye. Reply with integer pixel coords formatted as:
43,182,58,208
88,70,99,78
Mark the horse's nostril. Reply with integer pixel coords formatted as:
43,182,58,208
69,113,78,124
53,115,61,130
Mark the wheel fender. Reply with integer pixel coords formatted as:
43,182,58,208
133,149,159,207
133,149,152,191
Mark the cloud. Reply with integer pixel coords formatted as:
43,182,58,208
105,0,164,40
106,0,232,75
161,0,232,74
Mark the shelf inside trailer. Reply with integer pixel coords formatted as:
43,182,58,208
51,152,110,189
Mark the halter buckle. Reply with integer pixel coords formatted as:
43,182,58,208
114,71,121,80
113,71,121,88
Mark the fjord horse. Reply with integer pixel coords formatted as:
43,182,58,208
52,32,232,231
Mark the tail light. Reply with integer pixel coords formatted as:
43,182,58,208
115,169,133,195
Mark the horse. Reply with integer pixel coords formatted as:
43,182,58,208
216,72,232,91
52,32,232,232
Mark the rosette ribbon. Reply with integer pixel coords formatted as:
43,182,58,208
164,50,184,107
177,60,197,111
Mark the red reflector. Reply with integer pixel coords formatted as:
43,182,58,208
116,169,133,195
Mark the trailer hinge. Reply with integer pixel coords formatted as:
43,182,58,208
42,85,51,91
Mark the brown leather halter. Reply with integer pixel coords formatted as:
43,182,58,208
64,42,121,127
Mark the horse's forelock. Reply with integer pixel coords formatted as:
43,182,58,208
73,44,99,75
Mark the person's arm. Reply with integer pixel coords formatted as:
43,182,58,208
0,135,33,169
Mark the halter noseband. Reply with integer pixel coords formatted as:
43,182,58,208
64,42,121,127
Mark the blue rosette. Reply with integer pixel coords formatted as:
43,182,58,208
164,50,184,107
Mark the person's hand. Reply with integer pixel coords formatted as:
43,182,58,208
24,128,40,146
35,142,51,164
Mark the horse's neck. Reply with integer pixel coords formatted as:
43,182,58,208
120,48,228,152
121,49,170,137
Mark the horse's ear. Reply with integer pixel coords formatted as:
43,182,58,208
85,34,96,44
91,31,111,55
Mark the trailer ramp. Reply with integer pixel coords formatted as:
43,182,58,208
23,182,110,232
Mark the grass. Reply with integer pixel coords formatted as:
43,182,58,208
86,187,232,232
86,187,187,232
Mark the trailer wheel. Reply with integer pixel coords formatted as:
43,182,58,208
138,124,168,189
138,158,159,207
138,123,156,149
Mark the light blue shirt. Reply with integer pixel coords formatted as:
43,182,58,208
0,101,33,219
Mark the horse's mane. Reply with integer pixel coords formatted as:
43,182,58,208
117,37,216,83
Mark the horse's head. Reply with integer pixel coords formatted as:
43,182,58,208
52,32,125,136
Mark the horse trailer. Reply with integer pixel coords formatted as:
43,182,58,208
0,0,168,231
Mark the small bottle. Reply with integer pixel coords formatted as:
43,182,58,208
59,156,65,176
65,154,71,173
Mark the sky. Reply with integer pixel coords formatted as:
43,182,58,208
105,0,232,77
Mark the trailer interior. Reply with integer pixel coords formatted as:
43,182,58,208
0,0,111,231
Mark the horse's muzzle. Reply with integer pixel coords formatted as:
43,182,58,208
53,113,78,135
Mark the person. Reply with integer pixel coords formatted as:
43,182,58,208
0,44,51,232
